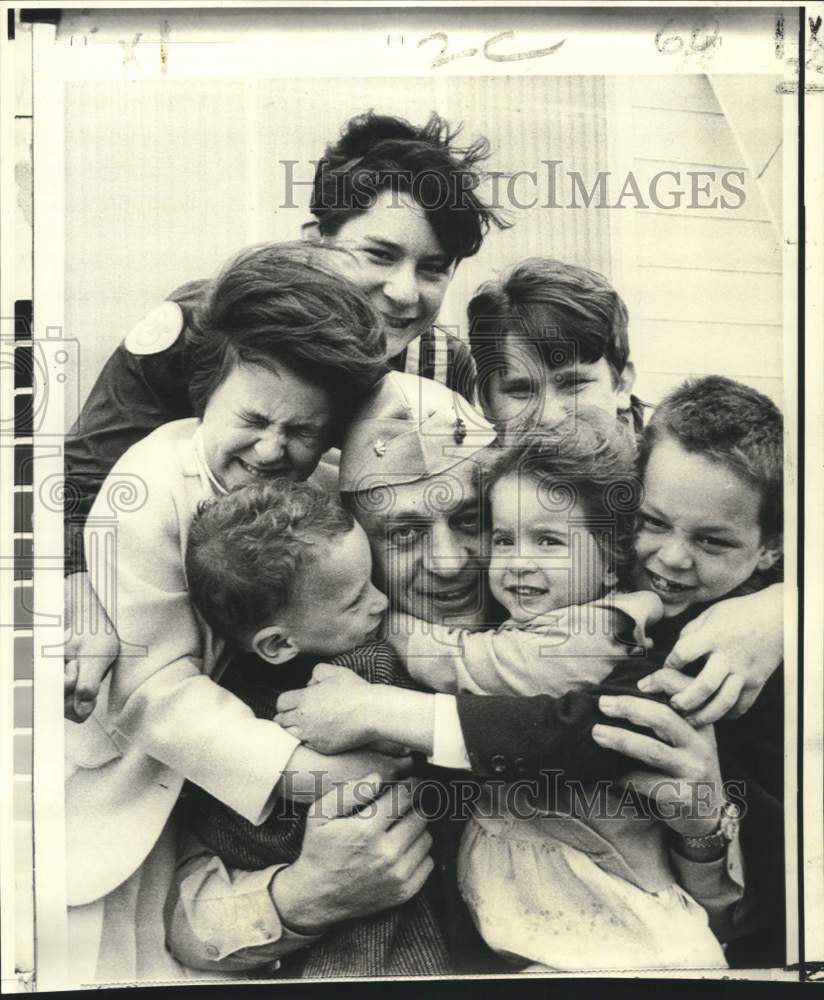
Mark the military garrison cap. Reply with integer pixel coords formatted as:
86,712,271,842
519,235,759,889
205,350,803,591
339,371,496,492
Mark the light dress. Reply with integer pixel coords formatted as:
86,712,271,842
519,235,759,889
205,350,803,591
406,595,743,972
458,800,729,972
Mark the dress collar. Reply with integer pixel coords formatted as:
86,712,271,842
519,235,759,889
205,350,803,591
191,424,228,497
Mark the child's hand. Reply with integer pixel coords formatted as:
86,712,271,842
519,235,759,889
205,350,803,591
593,694,725,839
275,664,378,753
638,583,784,725
615,590,664,632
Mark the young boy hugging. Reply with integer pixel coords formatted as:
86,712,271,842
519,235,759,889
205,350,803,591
167,479,448,978
633,375,782,626
625,374,784,966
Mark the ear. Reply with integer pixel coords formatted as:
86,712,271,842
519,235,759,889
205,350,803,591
603,566,619,592
756,536,782,572
615,361,636,414
301,219,322,243
252,625,300,665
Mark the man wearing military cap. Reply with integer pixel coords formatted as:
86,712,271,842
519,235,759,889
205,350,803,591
338,373,506,971
338,371,497,629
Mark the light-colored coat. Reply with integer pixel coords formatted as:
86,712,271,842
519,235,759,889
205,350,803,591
65,419,299,907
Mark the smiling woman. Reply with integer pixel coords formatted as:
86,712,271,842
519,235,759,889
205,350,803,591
304,111,509,398
322,189,454,359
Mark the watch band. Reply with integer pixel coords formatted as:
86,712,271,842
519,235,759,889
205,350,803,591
679,828,728,851
679,800,741,851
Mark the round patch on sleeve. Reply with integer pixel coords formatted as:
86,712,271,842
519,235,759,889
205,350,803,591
124,300,185,356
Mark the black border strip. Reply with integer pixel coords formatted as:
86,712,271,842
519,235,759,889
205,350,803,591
796,3,807,983
18,9,60,26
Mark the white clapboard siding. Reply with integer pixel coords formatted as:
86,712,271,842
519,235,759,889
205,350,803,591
636,269,782,327
631,75,722,115
628,161,773,223
708,75,783,232
607,74,784,410
631,107,742,168
634,319,782,379
636,214,781,273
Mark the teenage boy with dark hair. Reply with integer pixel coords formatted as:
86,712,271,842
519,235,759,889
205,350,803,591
467,257,642,436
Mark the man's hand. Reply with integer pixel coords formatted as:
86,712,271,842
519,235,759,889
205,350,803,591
64,572,120,722
275,664,377,753
278,744,413,803
271,774,433,934
638,583,784,725
593,694,724,838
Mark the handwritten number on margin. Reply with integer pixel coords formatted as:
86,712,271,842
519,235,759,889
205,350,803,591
418,32,478,68
483,29,566,62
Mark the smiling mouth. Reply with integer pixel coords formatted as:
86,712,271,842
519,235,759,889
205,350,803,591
646,570,694,597
426,581,477,608
506,584,549,599
237,458,288,480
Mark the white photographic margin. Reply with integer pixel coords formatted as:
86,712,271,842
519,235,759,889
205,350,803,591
1,0,819,990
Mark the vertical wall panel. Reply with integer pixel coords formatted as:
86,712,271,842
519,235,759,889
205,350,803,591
607,74,784,408
65,81,248,409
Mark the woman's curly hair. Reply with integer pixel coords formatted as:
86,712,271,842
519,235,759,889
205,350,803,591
310,111,510,264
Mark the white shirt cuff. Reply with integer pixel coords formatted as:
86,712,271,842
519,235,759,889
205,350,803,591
428,693,471,770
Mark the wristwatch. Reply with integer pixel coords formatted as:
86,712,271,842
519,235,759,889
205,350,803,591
679,799,741,853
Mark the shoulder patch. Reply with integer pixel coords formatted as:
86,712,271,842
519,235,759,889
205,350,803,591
124,300,184,356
